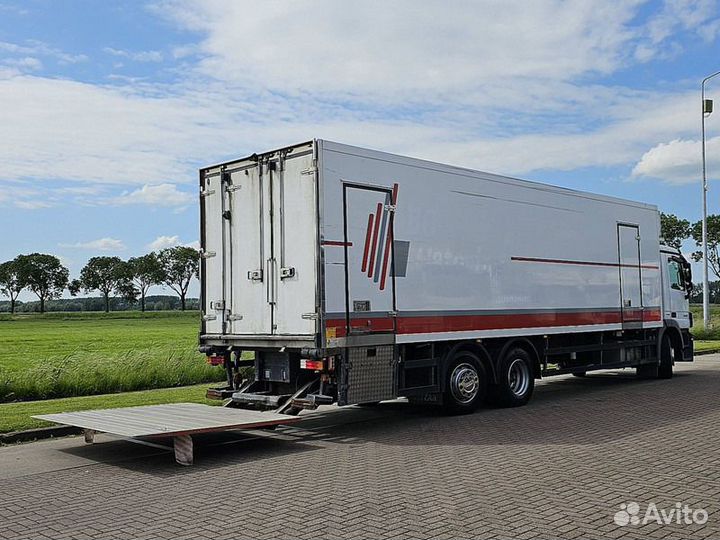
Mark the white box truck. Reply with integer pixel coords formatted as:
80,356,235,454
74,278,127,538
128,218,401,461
199,140,693,414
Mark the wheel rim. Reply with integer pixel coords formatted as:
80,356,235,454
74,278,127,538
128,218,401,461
507,358,530,398
450,362,480,404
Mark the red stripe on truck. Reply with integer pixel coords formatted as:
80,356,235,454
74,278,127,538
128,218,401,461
361,213,374,272
326,308,662,338
511,256,659,270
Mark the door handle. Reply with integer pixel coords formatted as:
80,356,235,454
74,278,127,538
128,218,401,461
266,258,277,305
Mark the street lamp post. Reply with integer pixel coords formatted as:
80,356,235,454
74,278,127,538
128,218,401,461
701,71,720,329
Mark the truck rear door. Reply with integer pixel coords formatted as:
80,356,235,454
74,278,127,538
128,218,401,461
200,143,318,337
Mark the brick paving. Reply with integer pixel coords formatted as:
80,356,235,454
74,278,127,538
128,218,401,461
1,358,720,539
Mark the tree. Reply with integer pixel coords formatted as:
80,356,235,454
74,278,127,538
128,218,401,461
692,215,720,280
127,253,164,312
159,246,199,311
0,259,24,314
77,256,132,313
660,212,691,249
15,253,69,313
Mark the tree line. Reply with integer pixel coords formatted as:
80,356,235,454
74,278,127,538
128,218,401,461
660,212,720,278
0,246,199,314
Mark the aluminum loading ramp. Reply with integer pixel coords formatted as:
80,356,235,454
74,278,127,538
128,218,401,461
34,403,302,466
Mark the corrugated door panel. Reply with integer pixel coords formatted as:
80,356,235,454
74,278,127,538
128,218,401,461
201,172,225,335
274,152,318,335
228,164,273,335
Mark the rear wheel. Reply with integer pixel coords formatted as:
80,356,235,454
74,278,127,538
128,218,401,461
658,334,674,379
489,347,535,407
442,351,487,415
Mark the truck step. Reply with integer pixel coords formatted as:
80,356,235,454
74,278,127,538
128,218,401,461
231,391,291,410
290,394,334,411
206,386,236,400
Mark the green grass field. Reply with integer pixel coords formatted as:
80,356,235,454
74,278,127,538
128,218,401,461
0,311,225,402
690,304,720,354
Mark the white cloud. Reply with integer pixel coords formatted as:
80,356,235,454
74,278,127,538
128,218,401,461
147,235,199,250
59,237,126,251
15,200,52,209
0,39,87,64
103,47,164,62
111,184,194,206
148,235,181,250
0,0,716,202
3,57,42,71
160,0,642,100
631,136,720,184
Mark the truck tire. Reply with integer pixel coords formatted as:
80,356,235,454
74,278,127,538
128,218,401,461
442,351,487,415
489,347,535,407
636,363,658,379
658,334,674,379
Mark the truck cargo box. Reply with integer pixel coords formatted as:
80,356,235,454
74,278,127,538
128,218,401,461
200,140,662,352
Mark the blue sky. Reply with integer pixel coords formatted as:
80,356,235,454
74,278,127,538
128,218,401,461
1,0,720,299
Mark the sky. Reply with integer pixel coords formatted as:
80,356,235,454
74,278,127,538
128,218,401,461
1,0,720,300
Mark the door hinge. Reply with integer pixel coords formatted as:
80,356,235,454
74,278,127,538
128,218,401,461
210,300,225,311
248,269,263,281
388,311,398,317
200,189,215,198
384,204,396,213
227,314,243,321
202,314,217,321
225,185,241,193
280,266,296,279
301,312,319,320
200,250,217,259
301,166,318,176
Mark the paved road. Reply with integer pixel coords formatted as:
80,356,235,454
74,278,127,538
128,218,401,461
2,358,720,540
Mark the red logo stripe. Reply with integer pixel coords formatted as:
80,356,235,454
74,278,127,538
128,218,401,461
361,213,374,273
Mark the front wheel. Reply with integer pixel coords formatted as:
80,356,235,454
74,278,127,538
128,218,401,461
442,351,487,415
489,347,535,407
658,334,674,379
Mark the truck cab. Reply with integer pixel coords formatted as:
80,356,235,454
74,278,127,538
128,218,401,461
659,245,693,361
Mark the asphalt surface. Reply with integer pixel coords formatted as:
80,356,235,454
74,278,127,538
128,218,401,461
1,357,719,539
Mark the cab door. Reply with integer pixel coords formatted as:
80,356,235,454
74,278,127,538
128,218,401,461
662,253,692,329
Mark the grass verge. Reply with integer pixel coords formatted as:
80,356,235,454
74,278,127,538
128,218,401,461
0,311,226,402
0,350,224,402
0,383,221,434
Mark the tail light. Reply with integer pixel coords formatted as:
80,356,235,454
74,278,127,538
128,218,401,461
300,359,325,371
206,355,225,366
